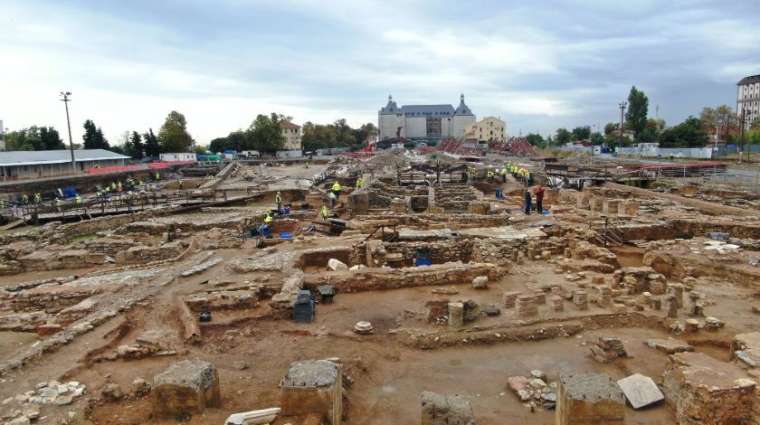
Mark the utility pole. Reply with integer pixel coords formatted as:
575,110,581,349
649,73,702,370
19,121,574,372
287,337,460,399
60,91,76,172
740,108,747,163
618,102,627,147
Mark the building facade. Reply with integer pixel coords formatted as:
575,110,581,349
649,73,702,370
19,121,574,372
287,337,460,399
737,74,760,130
279,121,303,151
378,94,476,141
464,116,507,143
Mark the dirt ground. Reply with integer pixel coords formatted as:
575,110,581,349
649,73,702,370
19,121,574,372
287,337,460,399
2,158,760,425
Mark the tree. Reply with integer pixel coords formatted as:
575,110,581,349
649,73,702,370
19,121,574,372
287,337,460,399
590,132,605,145
131,131,144,159
209,137,231,153
82,120,109,149
351,123,378,150
228,131,247,151
604,122,618,136
658,116,708,148
626,86,649,142
751,117,760,131
700,105,739,142
747,129,760,145
39,127,65,149
122,131,144,159
194,145,207,154
525,133,545,148
143,128,161,158
246,113,285,154
109,145,126,155
555,128,572,145
158,111,194,153
3,126,64,150
571,126,591,141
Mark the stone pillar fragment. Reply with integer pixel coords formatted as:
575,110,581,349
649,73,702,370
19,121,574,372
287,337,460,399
516,295,538,318
573,290,588,311
448,302,464,328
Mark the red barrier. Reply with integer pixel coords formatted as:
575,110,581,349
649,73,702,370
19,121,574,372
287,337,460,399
86,164,148,175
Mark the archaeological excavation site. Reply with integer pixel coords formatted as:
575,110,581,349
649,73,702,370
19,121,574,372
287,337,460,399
2,152,760,425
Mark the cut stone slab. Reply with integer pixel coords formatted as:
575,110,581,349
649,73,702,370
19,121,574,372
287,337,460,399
617,373,664,409
645,338,694,354
152,359,220,418
420,391,475,425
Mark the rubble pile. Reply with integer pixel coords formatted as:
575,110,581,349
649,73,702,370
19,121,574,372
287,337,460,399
506,370,557,410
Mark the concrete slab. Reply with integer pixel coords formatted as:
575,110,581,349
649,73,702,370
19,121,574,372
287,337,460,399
617,373,664,409
645,338,694,354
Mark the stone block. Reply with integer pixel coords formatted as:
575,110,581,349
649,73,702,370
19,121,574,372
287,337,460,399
472,276,488,289
420,391,475,425
327,258,348,271
550,295,564,312
620,200,639,217
602,199,620,216
556,373,625,425
589,197,604,215
281,360,342,425
152,360,221,418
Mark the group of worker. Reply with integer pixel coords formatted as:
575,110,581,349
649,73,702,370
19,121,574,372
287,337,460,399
524,185,545,215
504,162,531,185
256,179,350,238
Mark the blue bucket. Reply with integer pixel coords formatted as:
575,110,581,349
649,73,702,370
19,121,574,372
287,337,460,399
279,231,293,240
415,257,432,267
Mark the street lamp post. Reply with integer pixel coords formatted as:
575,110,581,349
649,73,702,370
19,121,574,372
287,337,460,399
618,102,627,148
60,91,76,172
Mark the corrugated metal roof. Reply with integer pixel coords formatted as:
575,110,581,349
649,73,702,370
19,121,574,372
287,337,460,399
0,149,129,167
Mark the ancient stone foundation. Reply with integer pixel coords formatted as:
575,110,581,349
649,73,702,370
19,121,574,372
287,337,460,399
281,360,342,425
556,373,625,425
152,360,221,418
420,391,475,425
662,352,755,425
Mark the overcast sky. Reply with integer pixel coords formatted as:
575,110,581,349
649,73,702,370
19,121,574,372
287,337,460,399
1,0,759,145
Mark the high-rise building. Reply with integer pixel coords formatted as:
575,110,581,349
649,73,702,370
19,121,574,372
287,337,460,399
378,94,475,141
737,74,760,130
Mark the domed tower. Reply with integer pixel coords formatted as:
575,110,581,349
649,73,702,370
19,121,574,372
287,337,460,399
379,95,404,140
452,94,476,140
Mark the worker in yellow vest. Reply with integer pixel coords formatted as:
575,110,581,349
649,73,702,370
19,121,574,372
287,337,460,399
320,204,331,221
264,212,273,225
34,193,42,204
75,195,82,205
275,191,283,211
331,181,342,199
